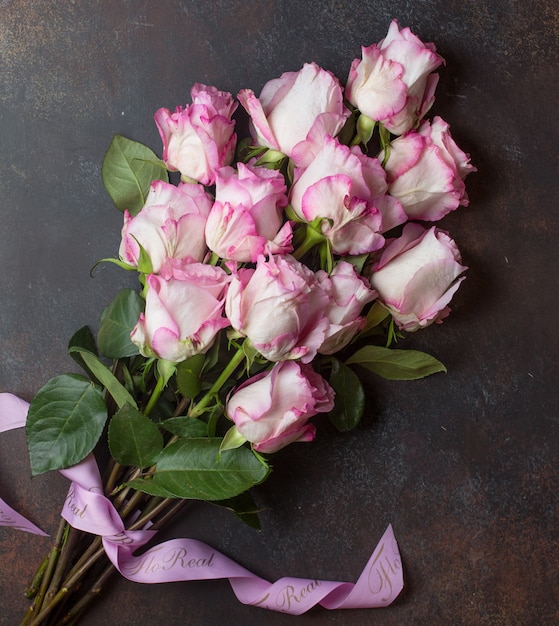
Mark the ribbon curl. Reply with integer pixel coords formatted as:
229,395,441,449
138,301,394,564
0,392,403,614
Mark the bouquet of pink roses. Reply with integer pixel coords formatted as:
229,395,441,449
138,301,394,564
2,19,475,625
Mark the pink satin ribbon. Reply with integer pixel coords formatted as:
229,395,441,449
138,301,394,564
0,392,403,614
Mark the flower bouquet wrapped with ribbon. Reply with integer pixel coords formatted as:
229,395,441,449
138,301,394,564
1,20,475,625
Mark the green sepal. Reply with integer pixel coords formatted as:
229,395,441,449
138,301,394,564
26,374,108,475
90,258,136,275
102,134,168,215
346,345,447,380
254,148,286,169
328,358,365,431
108,405,164,468
356,113,376,146
133,237,154,275
357,302,391,339
335,107,358,146
219,425,247,455
235,137,268,164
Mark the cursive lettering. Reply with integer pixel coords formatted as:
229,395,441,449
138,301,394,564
275,580,321,611
123,545,215,577
64,486,88,519
0,508,32,532
367,542,402,603
106,531,135,545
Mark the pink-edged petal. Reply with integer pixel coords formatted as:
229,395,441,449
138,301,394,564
253,424,316,454
383,132,426,182
237,88,281,151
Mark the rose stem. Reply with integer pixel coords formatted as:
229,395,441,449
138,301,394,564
60,498,189,625
43,526,82,604
103,458,123,496
60,562,116,625
20,519,69,625
27,497,186,626
24,555,48,599
189,346,245,417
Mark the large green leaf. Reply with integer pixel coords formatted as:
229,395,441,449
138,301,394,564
26,374,108,475
328,358,365,431
102,134,168,215
97,288,143,359
346,345,447,380
129,438,269,501
108,405,163,468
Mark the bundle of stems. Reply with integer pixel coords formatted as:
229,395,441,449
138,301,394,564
19,357,220,626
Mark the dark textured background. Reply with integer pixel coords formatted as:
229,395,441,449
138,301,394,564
1,1,558,624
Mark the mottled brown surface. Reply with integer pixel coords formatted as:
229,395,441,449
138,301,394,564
1,1,558,624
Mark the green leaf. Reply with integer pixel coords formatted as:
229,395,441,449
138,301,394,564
26,374,108,475
125,478,177,499
213,491,264,530
68,349,137,410
159,416,208,438
68,326,99,380
102,134,168,215
328,358,365,431
131,438,269,501
108,405,164,468
346,345,447,380
176,354,205,399
97,288,143,359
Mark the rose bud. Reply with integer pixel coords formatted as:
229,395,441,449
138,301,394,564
238,62,349,160
226,360,334,453
119,180,212,276
225,254,329,363
369,223,467,331
154,84,237,185
205,162,292,262
346,19,444,135
131,263,230,362
383,116,476,222
317,261,377,354
289,135,401,254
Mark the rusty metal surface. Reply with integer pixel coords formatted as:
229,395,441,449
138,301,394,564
0,1,558,624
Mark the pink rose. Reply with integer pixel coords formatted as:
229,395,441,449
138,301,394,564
369,223,467,331
225,254,329,363
289,135,401,254
238,62,349,159
131,263,230,362
119,180,212,276
154,84,237,185
346,19,443,135
205,162,292,262
317,261,377,354
226,360,334,453
383,116,476,222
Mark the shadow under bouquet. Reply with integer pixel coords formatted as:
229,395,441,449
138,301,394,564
2,19,475,625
